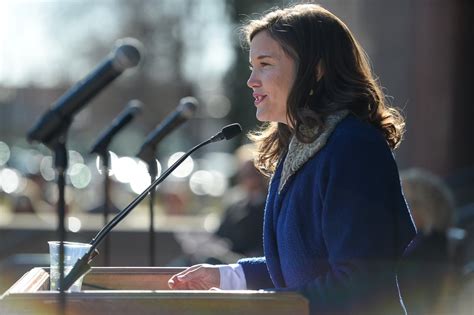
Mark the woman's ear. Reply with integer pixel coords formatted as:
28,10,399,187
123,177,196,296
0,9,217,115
316,60,325,82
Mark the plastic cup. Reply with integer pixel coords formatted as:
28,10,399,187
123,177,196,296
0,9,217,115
48,241,92,292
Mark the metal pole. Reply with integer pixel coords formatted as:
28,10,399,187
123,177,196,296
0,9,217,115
102,153,111,266
148,162,157,266
54,140,68,315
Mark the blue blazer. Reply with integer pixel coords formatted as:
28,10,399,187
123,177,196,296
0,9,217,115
239,115,416,315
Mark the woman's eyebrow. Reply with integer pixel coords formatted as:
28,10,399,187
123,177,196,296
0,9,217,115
256,54,273,60
249,55,275,64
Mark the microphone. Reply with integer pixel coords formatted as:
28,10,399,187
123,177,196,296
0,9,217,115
209,123,242,143
60,123,242,291
90,100,143,155
136,97,198,163
27,38,144,145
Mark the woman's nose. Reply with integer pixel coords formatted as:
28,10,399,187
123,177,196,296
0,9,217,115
247,71,261,89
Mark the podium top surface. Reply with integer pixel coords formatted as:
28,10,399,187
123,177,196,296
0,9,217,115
1,267,309,315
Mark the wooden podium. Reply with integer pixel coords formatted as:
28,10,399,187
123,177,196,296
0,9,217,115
0,267,309,315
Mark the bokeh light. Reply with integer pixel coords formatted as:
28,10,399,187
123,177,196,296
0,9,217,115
0,168,21,193
201,152,237,177
189,169,228,197
40,156,55,181
206,94,231,119
108,156,163,194
189,170,213,195
113,156,138,183
25,149,43,174
68,216,82,233
68,150,84,165
95,151,119,176
0,141,11,166
68,163,91,189
207,170,227,197
204,212,221,232
168,152,194,178
129,159,162,194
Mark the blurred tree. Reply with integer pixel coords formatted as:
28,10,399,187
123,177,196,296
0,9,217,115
223,0,283,146
1,0,235,157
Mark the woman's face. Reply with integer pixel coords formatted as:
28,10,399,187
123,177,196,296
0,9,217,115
247,31,296,125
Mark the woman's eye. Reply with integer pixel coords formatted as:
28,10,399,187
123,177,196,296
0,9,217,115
248,62,270,71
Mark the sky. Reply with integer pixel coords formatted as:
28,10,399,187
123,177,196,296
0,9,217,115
0,0,238,200
0,0,234,88
0,0,119,87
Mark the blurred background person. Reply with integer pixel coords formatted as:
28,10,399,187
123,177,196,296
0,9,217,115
171,144,267,265
399,168,464,315
214,143,268,258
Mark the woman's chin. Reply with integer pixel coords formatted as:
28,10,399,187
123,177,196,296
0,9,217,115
256,117,272,124
256,114,286,124
256,111,270,122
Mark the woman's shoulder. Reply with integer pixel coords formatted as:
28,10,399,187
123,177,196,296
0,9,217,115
316,114,395,167
327,114,389,150
332,114,383,138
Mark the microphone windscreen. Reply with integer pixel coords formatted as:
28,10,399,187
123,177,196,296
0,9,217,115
113,38,144,70
177,97,198,119
127,99,143,114
222,123,242,140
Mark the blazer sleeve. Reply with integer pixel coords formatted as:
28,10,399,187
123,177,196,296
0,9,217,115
237,256,274,289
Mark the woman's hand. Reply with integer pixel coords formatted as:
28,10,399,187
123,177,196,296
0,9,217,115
168,264,220,290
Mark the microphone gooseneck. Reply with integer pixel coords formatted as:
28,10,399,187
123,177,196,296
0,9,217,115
60,123,242,290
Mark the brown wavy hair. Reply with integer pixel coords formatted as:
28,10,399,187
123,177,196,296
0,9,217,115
241,4,405,176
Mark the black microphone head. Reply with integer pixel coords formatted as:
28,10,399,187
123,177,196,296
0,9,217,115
112,38,144,71
89,99,144,155
177,97,198,119
221,123,242,140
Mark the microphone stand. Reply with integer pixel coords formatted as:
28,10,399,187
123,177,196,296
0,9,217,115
35,115,72,314
61,135,215,290
25,40,143,311
89,100,142,266
99,152,112,266
138,144,159,266
135,97,197,266
147,159,158,266
54,138,67,315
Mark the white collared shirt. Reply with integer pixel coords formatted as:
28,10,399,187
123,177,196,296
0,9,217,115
218,264,247,290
